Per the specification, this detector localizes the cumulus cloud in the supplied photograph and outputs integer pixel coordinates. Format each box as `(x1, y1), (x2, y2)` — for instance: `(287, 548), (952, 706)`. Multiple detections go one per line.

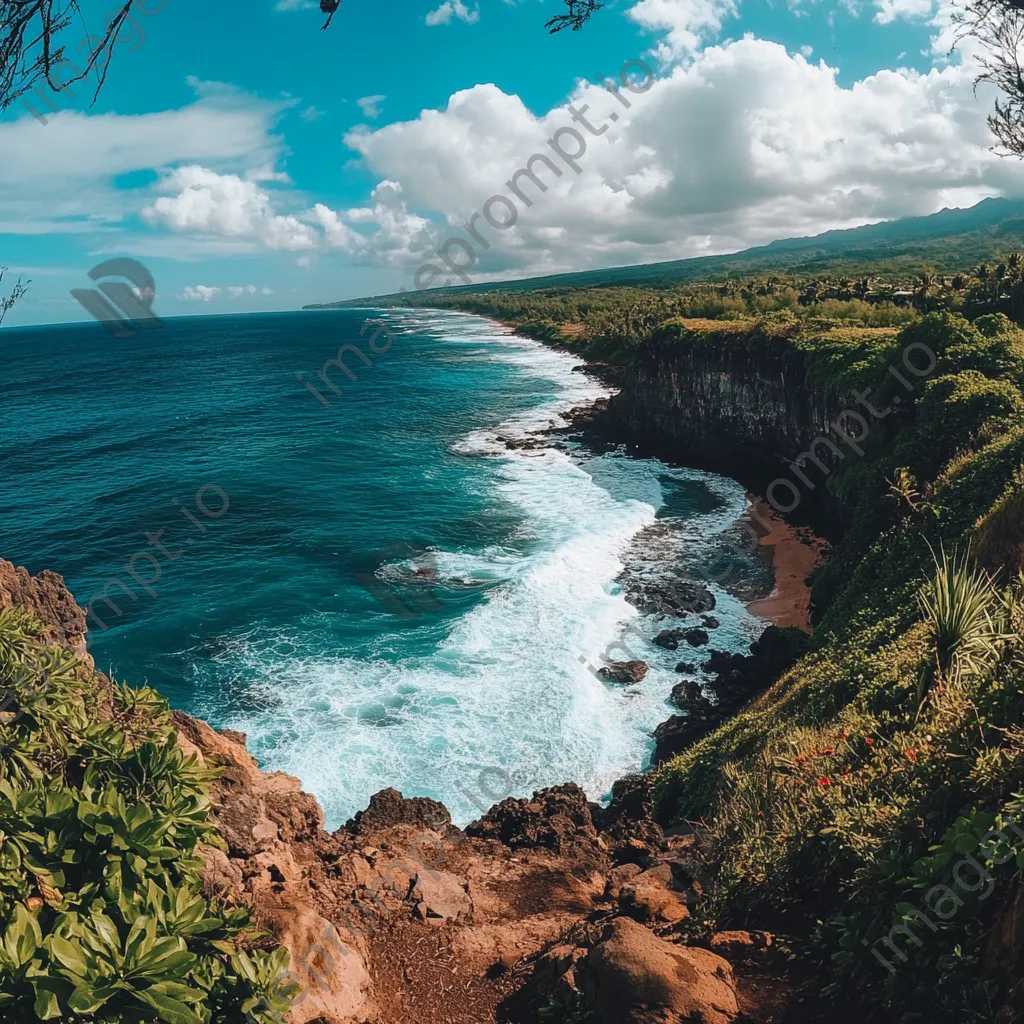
(335, 38), (1023, 280)
(143, 166), (318, 251)
(873, 0), (935, 24)
(182, 285), (221, 301)
(0, 87), (286, 235)
(426, 0), (480, 25)
(627, 0), (738, 60)
(313, 180), (437, 266)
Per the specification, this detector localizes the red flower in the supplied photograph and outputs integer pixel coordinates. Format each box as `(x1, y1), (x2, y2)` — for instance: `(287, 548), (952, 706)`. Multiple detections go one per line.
(906, 749), (918, 762)
(864, 737), (874, 746)
(817, 777), (832, 787)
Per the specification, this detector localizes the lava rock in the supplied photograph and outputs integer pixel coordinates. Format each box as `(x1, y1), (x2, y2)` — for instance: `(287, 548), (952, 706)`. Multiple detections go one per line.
(622, 579), (716, 618)
(684, 628), (710, 647)
(652, 710), (719, 763)
(701, 615), (720, 629)
(597, 660), (649, 684)
(346, 788), (451, 836)
(669, 680), (711, 710)
(706, 625), (811, 706)
(466, 783), (597, 853)
(654, 629), (687, 650)
(674, 661), (696, 673)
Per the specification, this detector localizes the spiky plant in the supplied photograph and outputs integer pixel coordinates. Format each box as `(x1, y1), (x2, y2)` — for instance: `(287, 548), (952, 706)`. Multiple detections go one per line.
(917, 546), (1006, 701)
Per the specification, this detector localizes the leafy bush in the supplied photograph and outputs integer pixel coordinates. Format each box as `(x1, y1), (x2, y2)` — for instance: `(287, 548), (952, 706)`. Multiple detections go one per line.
(0, 607), (297, 1023)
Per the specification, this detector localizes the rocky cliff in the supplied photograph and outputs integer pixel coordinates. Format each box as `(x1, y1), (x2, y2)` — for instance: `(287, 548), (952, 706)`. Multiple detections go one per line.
(605, 318), (849, 504)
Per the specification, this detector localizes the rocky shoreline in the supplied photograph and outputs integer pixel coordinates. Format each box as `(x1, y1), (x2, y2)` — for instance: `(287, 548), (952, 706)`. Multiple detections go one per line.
(3, 555), (821, 1024)
(493, 352), (827, 780)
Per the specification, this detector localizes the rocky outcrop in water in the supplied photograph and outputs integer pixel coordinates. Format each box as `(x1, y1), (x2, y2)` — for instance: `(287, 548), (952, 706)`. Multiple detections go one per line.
(597, 659), (650, 683)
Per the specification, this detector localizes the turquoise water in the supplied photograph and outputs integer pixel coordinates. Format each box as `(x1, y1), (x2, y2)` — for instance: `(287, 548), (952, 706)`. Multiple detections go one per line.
(0, 308), (765, 825)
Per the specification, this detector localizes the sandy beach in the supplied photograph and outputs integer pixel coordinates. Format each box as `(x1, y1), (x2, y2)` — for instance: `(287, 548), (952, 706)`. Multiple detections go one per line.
(744, 495), (829, 631)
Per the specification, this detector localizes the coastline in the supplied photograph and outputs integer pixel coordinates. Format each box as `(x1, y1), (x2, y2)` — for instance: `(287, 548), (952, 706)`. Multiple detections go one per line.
(487, 308), (828, 637)
(0, 310), (842, 1024)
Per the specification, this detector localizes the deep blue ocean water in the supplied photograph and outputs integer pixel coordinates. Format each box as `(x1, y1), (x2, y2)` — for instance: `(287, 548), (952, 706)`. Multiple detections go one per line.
(1, 309), (766, 825)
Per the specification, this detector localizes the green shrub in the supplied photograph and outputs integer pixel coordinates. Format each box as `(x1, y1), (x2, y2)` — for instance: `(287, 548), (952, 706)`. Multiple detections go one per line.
(0, 608), (297, 1023)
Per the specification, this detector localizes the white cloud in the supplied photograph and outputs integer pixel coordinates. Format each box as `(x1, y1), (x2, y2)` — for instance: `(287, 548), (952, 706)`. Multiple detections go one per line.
(873, 0), (935, 24)
(143, 166), (318, 251)
(425, 0), (480, 25)
(0, 85), (286, 236)
(182, 285), (221, 301)
(357, 95), (387, 119)
(313, 180), (436, 266)
(627, 0), (738, 60)
(182, 283), (271, 301)
(334, 38), (1022, 281)
(300, 105), (325, 122)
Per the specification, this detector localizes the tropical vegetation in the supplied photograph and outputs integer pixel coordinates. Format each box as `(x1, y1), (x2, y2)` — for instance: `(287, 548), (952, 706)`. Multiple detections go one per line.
(0, 608), (296, 1023)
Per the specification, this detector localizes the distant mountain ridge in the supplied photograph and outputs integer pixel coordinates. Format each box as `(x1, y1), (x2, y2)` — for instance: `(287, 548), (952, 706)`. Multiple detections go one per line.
(306, 195), (1024, 307)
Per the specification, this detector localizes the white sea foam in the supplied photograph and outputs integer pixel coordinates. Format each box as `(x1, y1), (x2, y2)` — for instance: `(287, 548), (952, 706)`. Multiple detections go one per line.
(194, 312), (765, 827)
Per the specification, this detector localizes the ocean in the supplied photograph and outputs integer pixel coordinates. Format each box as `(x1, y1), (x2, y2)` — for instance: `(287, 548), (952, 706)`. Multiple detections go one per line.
(0, 308), (767, 826)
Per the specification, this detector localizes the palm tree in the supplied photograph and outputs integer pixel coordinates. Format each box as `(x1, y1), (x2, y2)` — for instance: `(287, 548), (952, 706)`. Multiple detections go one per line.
(915, 272), (936, 311)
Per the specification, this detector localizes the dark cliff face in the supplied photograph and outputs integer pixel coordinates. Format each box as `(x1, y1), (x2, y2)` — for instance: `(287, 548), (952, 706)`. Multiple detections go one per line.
(605, 326), (850, 532)
(609, 330), (842, 482)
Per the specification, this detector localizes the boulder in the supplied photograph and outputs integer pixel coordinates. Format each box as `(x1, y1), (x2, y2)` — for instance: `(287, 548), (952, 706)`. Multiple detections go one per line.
(274, 907), (370, 1024)
(701, 616), (720, 629)
(620, 868), (691, 925)
(668, 680), (705, 709)
(592, 774), (663, 855)
(654, 629), (687, 651)
(598, 660), (650, 684)
(623, 579), (716, 618)
(674, 661), (696, 674)
(345, 787), (452, 836)
(684, 628), (710, 648)
(709, 930), (774, 958)
(577, 917), (738, 1024)
(706, 626), (811, 704)
(652, 712), (719, 764)
(410, 870), (473, 922)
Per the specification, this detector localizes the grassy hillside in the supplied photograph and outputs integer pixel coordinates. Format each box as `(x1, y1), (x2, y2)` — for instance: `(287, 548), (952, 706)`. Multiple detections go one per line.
(650, 312), (1024, 1021)
(307, 196), (1024, 307)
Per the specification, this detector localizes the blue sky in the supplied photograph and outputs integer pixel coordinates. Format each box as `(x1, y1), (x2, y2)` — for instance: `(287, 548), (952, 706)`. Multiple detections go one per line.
(0, 0), (1016, 326)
